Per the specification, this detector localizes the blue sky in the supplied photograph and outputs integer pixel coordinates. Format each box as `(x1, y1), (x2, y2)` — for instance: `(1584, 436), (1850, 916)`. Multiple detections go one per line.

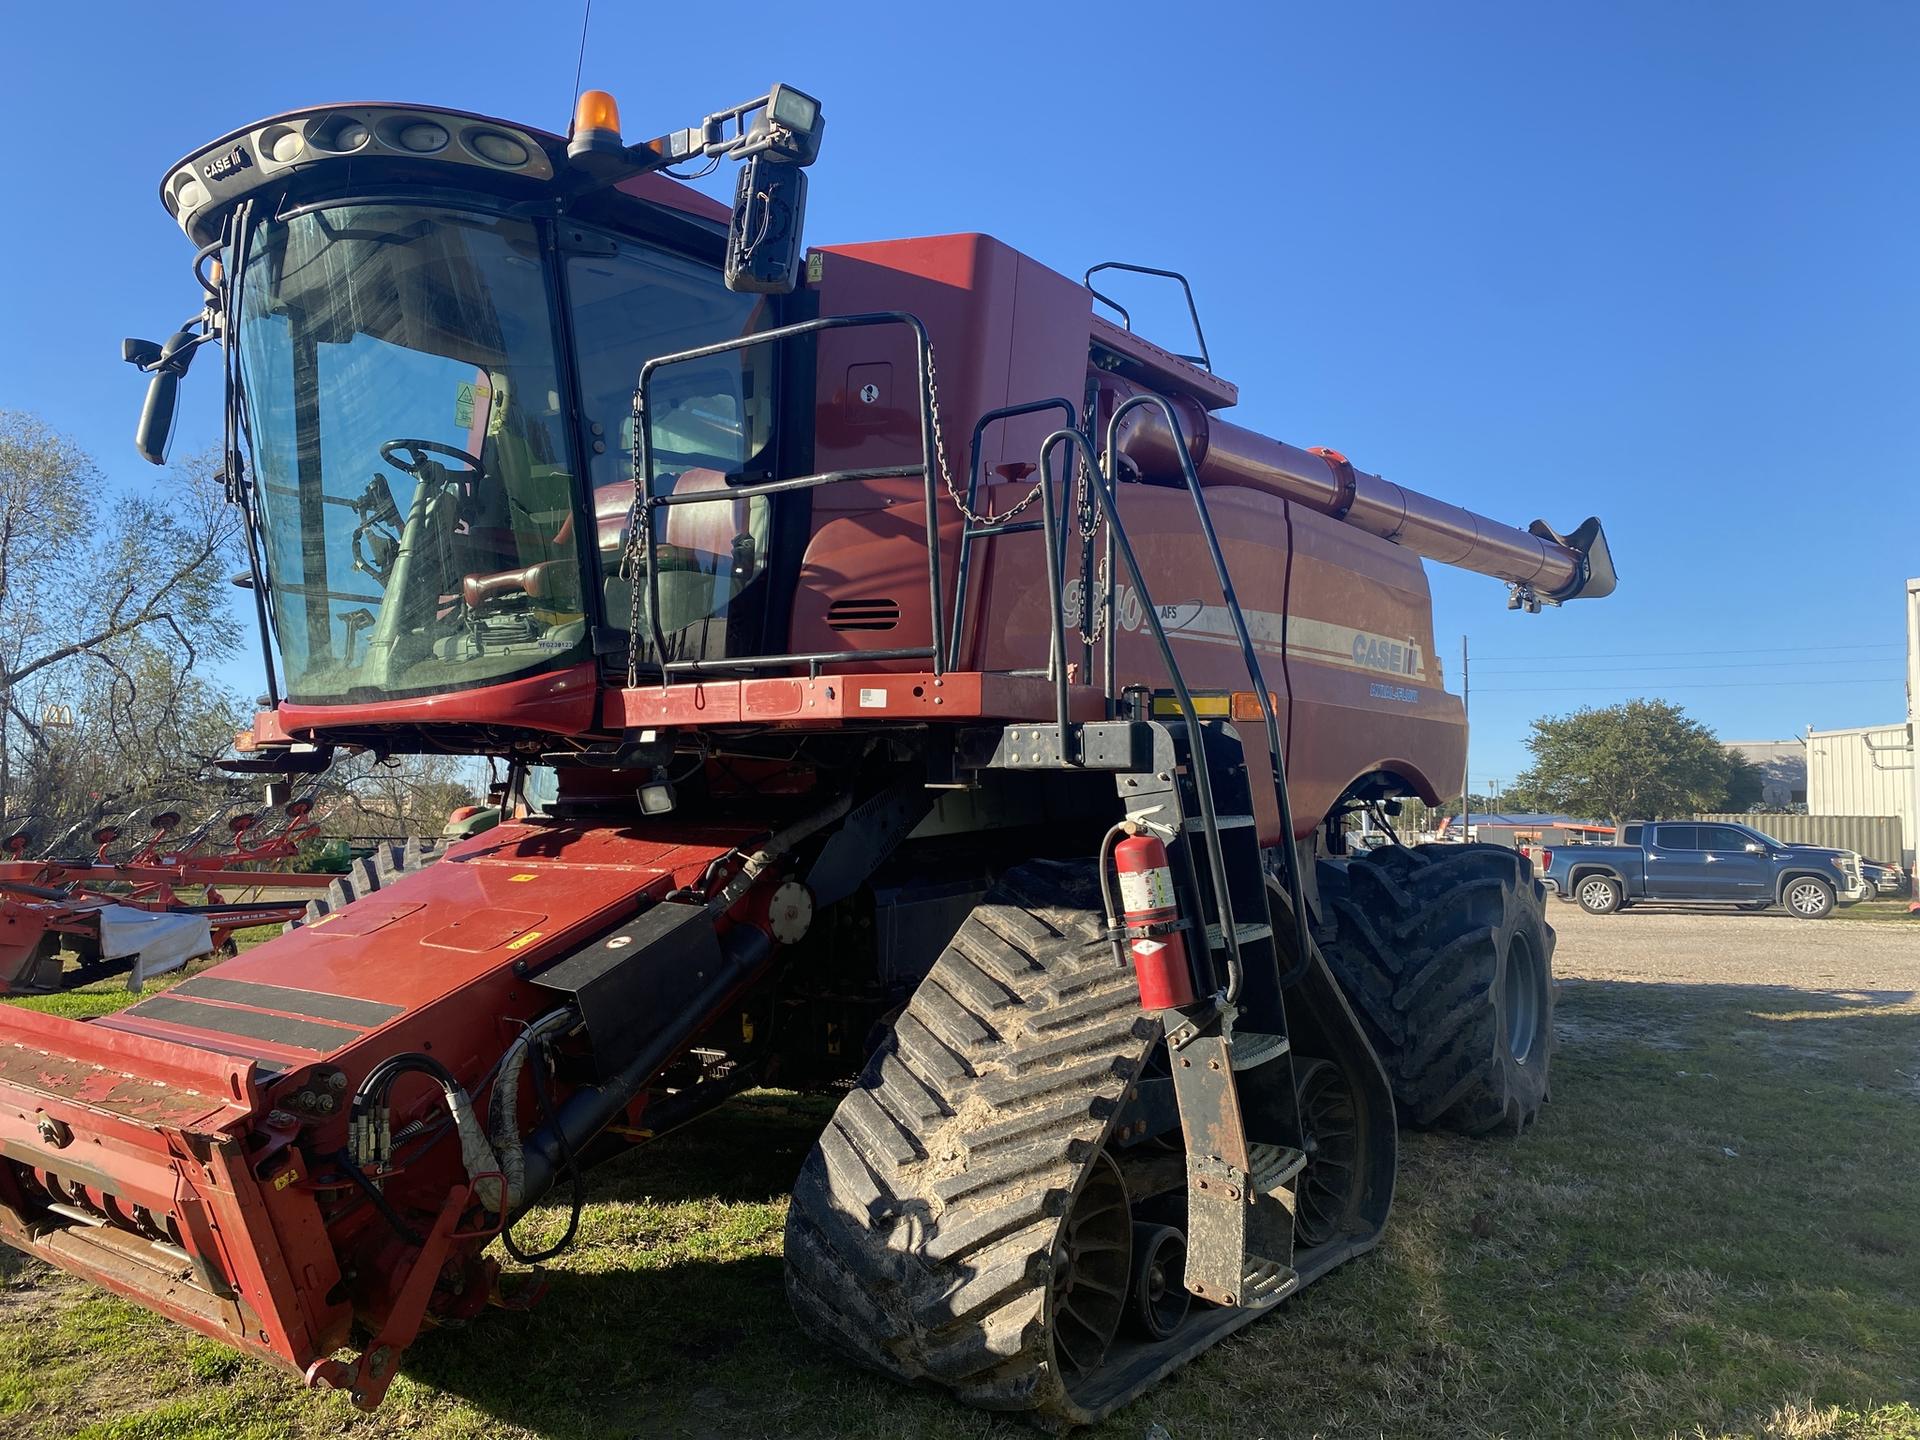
(2, 2), (1914, 787)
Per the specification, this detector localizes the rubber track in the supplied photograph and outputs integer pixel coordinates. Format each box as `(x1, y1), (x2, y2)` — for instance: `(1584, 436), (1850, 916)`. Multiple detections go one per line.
(783, 860), (1163, 1422)
(1316, 842), (1554, 1134)
(286, 837), (445, 930)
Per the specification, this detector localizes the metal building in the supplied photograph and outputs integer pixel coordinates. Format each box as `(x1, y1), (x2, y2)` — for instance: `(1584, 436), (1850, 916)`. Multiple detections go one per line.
(1806, 721), (1913, 866)
(1723, 739), (1807, 806)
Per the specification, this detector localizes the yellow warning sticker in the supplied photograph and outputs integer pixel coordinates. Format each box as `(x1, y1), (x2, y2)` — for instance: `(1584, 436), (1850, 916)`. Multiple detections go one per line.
(506, 931), (543, 951)
(273, 1168), (299, 1191)
(508, 873), (537, 883)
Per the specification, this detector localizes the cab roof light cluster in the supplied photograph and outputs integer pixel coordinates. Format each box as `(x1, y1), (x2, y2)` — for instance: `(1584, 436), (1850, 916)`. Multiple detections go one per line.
(161, 107), (554, 235)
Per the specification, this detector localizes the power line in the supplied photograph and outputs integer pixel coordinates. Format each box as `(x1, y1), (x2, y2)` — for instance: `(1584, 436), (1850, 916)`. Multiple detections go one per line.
(1474, 678), (1899, 694)
(1475, 656), (1903, 676)
(1471, 641), (1901, 663)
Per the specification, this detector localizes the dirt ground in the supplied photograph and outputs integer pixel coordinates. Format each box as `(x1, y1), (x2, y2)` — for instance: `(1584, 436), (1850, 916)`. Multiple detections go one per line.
(1549, 895), (1919, 990)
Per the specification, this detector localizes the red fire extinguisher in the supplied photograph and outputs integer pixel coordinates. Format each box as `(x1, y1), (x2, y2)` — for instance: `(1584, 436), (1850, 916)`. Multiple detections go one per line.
(1113, 829), (1198, 1009)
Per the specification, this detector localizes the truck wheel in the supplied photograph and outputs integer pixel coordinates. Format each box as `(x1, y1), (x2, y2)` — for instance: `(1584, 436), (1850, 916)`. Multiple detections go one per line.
(1574, 874), (1623, 915)
(1316, 843), (1554, 1135)
(1783, 876), (1835, 919)
(286, 837), (445, 929)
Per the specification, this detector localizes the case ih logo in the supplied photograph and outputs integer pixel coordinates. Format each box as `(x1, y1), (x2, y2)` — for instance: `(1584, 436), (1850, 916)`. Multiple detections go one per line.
(1351, 633), (1421, 676)
(202, 147), (252, 181)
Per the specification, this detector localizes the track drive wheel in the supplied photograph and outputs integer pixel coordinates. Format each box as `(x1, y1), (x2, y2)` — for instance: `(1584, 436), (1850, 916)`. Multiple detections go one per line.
(1291, 1057), (1366, 1247)
(287, 836), (445, 930)
(1316, 842), (1555, 1135)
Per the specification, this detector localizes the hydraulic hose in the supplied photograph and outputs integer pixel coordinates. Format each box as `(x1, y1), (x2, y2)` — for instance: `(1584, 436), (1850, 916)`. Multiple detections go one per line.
(487, 1007), (578, 1210)
(704, 793), (853, 917)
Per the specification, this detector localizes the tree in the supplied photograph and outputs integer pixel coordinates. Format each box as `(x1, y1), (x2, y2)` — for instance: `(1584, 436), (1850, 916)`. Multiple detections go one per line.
(319, 752), (485, 840)
(6, 643), (247, 836)
(0, 410), (243, 823)
(1510, 698), (1745, 828)
(1718, 749), (1766, 813)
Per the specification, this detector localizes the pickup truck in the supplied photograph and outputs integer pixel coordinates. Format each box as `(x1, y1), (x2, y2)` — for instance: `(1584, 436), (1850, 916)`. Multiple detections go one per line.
(1542, 821), (1870, 919)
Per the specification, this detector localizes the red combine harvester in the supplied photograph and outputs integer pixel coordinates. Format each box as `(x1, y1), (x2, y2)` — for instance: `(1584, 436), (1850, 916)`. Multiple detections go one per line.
(0, 85), (1615, 1422)
(0, 796), (330, 993)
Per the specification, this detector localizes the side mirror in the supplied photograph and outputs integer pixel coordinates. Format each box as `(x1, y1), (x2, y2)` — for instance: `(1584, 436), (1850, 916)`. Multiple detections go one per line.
(134, 368), (182, 466)
(1744, 842), (1765, 854)
(126, 328), (203, 466)
(725, 154), (808, 294)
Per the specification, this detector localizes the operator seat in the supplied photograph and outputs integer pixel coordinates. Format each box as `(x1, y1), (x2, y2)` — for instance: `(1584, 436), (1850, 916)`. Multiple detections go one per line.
(594, 467), (751, 662)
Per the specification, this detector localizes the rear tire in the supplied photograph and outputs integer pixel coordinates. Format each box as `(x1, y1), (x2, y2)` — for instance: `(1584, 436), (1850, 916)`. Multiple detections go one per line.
(286, 837), (445, 929)
(1316, 843), (1555, 1135)
(1783, 876), (1835, 919)
(1574, 874), (1624, 915)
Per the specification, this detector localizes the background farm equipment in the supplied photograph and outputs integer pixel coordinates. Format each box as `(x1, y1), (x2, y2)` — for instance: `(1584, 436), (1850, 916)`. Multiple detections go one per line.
(0, 794), (333, 992)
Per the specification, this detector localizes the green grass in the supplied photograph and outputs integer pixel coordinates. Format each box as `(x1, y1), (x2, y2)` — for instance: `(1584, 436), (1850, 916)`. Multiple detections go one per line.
(2, 966), (1916, 1437)
(1829, 897), (1917, 924)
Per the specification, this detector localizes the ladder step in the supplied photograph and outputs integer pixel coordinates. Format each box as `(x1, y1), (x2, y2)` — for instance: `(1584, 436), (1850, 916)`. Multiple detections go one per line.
(1247, 1142), (1306, 1195)
(1205, 921), (1272, 949)
(1183, 813), (1256, 831)
(1229, 1030), (1290, 1071)
(1235, 1258), (1300, 1310)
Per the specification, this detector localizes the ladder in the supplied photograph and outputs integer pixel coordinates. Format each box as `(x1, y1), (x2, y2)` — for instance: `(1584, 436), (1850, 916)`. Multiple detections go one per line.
(1020, 400), (1320, 1309)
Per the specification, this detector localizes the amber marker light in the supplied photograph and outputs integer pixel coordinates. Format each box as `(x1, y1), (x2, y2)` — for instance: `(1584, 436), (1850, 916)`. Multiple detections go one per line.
(568, 89), (624, 162)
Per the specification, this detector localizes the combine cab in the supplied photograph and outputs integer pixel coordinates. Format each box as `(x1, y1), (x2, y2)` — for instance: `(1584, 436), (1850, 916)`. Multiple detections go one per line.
(0, 82), (1613, 1422)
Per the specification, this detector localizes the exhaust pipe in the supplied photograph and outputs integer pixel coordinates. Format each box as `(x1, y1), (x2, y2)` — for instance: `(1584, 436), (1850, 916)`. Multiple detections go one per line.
(1114, 395), (1615, 604)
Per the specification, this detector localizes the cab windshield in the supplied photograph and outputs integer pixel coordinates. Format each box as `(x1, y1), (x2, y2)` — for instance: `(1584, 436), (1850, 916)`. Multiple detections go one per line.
(237, 204), (585, 703)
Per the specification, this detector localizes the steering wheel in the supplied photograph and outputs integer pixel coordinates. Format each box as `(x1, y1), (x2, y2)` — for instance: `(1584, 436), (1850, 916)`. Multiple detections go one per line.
(379, 438), (483, 478)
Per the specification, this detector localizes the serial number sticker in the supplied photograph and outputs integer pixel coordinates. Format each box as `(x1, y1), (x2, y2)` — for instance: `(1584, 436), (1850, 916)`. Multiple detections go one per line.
(506, 931), (543, 951)
(858, 688), (888, 708)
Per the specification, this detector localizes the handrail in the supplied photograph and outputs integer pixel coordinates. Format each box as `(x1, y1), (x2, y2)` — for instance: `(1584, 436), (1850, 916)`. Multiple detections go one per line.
(1102, 394), (1315, 989)
(1083, 262), (1213, 372)
(1039, 427), (1247, 1006)
(946, 396), (1078, 665)
(631, 311), (944, 687)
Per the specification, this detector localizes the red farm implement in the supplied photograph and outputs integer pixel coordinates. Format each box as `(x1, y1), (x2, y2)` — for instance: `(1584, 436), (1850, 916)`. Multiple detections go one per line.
(0, 796), (332, 993)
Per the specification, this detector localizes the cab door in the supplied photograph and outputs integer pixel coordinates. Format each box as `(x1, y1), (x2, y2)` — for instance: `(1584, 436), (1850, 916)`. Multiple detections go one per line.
(1695, 824), (1772, 898)
(1642, 824), (1700, 897)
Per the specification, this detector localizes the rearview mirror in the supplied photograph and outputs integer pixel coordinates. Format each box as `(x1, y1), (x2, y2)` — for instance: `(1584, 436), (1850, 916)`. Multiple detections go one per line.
(126, 328), (202, 466)
(725, 153), (808, 294)
(134, 368), (181, 466)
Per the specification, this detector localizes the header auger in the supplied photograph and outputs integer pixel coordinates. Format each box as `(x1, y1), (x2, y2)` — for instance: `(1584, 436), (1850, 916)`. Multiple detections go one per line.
(0, 79), (1612, 1423)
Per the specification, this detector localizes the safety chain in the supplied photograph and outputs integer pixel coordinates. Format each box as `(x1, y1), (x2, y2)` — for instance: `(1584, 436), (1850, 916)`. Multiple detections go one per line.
(928, 343), (1112, 647)
(620, 382), (648, 687)
(928, 345), (1045, 528)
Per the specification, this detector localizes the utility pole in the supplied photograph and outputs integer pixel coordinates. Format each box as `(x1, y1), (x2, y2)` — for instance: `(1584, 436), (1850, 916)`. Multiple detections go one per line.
(1461, 635), (1470, 840)
(1906, 577), (1919, 872)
